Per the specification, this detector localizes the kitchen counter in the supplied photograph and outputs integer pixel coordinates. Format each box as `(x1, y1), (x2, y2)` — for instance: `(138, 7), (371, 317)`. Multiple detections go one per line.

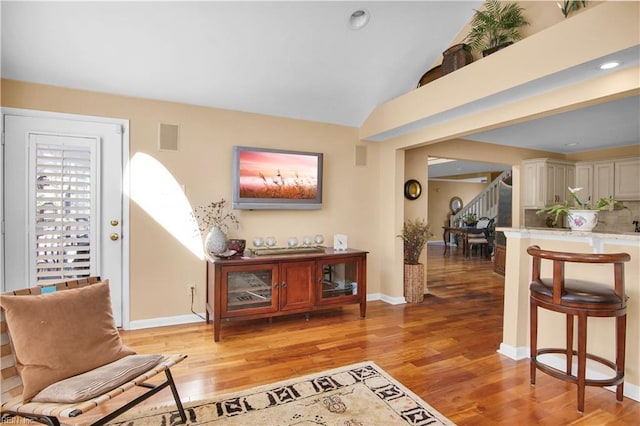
(497, 227), (640, 402)
(498, 227), (640, 251)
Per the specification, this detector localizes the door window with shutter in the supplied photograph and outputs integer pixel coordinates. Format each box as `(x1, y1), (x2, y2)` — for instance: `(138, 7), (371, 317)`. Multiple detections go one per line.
(4, 113), (125, 326)
(28, 134), (99, 283)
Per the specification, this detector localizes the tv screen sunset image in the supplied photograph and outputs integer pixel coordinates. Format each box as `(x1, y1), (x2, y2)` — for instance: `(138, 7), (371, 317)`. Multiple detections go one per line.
(238, 150), (319, 199)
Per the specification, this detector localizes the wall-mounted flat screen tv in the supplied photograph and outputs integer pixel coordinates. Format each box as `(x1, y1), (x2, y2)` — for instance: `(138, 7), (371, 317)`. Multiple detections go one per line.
(232, 146), (323, 210)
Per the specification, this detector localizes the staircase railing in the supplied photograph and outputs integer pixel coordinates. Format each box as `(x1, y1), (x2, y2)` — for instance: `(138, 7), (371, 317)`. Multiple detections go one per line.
(450, 170), (512, 227)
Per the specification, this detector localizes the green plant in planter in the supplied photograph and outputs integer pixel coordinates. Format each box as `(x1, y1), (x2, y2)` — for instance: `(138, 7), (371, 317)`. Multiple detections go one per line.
(398, 218), (433, 265)
(537, 187), (629, 226)
(463, 212), (478, 226)
(558, 0), (587, 18)
(465, 0), (529, 56)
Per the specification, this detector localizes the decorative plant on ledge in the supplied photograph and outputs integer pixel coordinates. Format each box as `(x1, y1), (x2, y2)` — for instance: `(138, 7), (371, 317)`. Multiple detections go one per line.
(465, 0), (529, 57)
(557, 0), (587, 18)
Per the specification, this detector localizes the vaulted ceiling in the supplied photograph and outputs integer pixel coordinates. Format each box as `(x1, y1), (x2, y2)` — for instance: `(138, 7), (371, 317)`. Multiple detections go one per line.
(1, 1), (479, 127)
(2, 1), (639, 179)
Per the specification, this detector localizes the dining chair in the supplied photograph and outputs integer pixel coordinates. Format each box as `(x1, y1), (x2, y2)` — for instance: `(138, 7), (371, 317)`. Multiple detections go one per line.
(466, 217), (494, 259)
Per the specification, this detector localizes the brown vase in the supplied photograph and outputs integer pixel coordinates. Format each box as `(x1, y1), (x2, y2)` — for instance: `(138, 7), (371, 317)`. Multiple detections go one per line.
(441, 43), (473, 75)
(404, 263), (425, 303)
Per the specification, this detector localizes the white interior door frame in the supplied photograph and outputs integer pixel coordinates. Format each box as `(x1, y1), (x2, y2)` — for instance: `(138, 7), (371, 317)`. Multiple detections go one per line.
(1, 107), (131, 329)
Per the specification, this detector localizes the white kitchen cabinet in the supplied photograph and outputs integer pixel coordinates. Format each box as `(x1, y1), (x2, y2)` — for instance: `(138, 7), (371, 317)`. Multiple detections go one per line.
(575, 163), (593, 204)
(614, 157), (640, 200)
(575, 157), (639, 204)
(522, 159), (576, 208)
(593, 161), (615, 201)
(522, 161), (544, 208)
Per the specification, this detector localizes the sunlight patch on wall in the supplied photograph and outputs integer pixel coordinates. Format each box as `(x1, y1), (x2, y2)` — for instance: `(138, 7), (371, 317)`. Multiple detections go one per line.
(126, 152), (203, 259)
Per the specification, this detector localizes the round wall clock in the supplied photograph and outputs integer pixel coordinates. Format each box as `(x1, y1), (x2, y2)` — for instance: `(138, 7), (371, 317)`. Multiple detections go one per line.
(404, 179), (422, 200)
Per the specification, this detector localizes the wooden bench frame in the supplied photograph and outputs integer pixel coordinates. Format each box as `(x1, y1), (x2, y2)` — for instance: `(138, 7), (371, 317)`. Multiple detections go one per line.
(1, 277), (187, 425)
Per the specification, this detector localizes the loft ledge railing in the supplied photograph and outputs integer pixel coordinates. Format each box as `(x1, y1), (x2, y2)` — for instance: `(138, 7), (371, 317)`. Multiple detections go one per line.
(450, 170), (512, 228)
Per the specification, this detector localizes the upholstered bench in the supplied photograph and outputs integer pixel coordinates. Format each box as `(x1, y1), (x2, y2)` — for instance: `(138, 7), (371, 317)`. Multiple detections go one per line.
(0, 277), (187, 425)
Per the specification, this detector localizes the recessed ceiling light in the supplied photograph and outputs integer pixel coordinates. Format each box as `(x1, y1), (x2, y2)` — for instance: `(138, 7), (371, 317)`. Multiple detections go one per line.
(349, 9), (370, 30)
(565, 142), (579, 147)
(600, 61), (620, 70)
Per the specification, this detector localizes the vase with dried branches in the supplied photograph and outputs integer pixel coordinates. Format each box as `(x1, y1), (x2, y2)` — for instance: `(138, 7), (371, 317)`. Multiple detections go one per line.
(194, 198), (239, 256)
(398, 218), (433, 302)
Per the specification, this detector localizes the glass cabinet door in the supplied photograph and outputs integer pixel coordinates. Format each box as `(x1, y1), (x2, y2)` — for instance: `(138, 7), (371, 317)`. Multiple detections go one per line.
(318, 258), (360, 303)
(223, 265), (278, 316)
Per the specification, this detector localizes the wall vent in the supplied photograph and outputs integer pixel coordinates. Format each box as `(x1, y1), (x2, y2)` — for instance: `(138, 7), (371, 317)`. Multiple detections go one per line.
(355, 145), (367, 166)
(158, 123), (179, 151)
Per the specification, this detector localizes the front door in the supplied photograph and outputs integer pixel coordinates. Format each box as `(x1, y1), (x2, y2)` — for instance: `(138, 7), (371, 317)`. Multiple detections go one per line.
(2, 112), (127, 326)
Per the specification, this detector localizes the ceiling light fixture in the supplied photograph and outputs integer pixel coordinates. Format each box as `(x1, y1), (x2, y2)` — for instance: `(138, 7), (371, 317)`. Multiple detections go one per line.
(349, 9), (370, 30)
(428, 157), (456, 165)
(600, 61), (620, 70)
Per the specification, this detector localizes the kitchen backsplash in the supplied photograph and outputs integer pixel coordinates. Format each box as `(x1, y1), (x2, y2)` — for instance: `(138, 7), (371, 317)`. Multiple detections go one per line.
(524, 200), (640, 233)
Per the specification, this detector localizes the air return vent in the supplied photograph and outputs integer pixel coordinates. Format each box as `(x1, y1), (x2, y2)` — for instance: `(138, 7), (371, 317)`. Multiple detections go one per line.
(355, 145), (367, 166)
(158, 123), (179, 151)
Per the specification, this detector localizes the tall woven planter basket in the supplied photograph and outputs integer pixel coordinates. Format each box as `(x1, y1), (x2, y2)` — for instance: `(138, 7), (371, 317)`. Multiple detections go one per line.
(404, 263), (425, 303)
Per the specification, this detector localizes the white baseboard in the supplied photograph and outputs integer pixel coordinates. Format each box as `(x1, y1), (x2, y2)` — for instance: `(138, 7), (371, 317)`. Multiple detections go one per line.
(128, 313), (205, 330)
(497, 343), (529, 360)
(366, 293), (381, 302)
(129, 293), (401, 330)
(368, 293), (406, 305)
(498, 342), (640, 402)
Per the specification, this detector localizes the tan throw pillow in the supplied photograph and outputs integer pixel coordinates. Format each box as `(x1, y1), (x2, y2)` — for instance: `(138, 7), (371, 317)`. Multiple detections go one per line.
(0, 281), (135, 401)
(32, 354), (163, 403)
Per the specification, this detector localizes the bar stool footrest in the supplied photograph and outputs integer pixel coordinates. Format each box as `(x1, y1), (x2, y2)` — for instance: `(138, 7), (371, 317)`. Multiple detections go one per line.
(534, 348), (624, 387)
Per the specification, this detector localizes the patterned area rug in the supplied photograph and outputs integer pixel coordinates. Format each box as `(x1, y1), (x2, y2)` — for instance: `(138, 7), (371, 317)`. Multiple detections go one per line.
(109, 361), (454, 425)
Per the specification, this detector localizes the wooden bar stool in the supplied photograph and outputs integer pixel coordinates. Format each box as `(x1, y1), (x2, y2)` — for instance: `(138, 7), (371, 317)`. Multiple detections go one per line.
(526, 245), (630, 412)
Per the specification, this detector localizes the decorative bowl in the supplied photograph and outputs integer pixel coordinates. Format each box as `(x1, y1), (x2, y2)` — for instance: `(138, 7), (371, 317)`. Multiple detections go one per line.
(215, 250), (237, 259)
(227, 239), (246, 254)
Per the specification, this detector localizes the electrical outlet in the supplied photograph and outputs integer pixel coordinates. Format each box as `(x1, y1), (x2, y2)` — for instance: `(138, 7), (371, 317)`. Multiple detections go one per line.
(187, 284), (196, 296)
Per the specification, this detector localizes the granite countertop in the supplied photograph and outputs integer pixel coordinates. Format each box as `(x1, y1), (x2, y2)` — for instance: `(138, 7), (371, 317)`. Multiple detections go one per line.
(497, 227), (640, 241)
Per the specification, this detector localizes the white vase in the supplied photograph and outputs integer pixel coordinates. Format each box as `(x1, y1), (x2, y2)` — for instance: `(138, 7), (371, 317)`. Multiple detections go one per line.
(567, 210), (599, 231)
(205, 226), (227, 255)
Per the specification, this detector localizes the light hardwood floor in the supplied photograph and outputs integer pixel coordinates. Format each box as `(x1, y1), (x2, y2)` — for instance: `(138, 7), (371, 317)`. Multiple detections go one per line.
(88, 245), (639, 425)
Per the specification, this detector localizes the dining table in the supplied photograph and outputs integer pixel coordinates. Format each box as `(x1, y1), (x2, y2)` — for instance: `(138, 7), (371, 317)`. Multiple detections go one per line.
(442, 226), (485, 256)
